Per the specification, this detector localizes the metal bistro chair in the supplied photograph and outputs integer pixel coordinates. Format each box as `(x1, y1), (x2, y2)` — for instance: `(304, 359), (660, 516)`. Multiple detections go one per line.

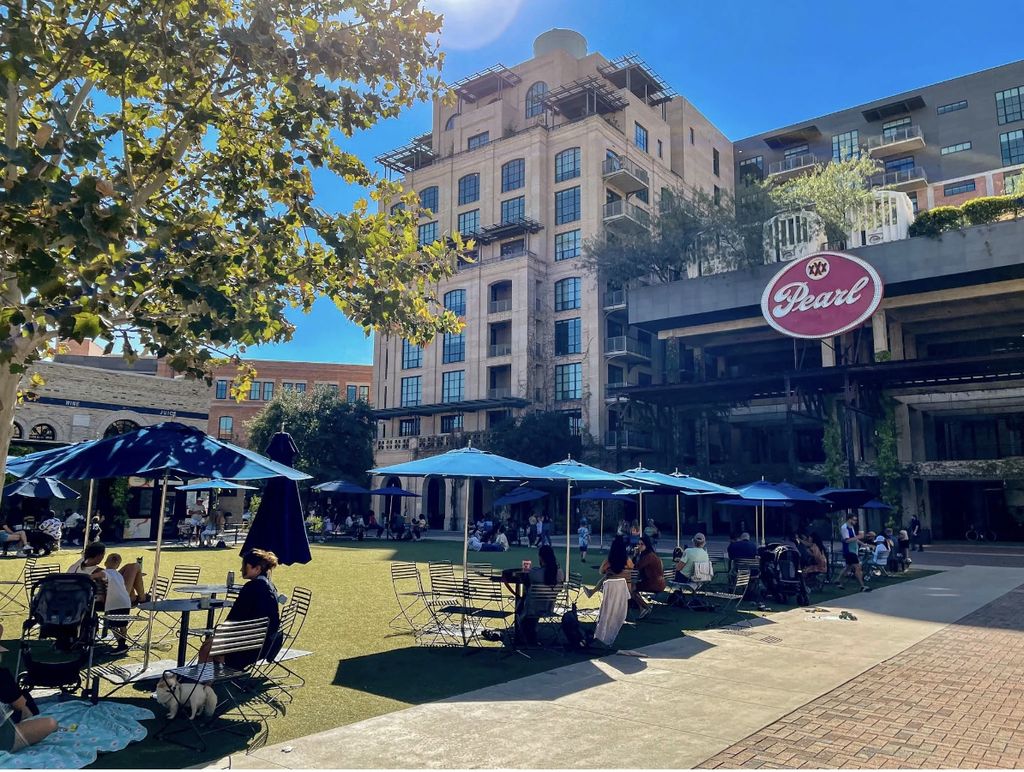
(420, 575), (469, 648)
(157, 617), (273, 752)
(555, 572), (599, 623)
(23, 562), (60, 607)
(256, 587), (312, 700)
(171, 565), (202, 589)
(703, 569), (753, 629)
(388, 562), (430, 635)
(0, 557), (35, 616)
(427, 561), (455, 586)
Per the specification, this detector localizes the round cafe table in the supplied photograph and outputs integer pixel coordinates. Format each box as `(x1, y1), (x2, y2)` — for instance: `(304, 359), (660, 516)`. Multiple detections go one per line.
(138, 597), (234, 666)
(174, 584), (231, 597)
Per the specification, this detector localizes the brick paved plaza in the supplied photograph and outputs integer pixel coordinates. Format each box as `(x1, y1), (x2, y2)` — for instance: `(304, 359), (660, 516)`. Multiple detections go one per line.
(701, 583), (1024, 769)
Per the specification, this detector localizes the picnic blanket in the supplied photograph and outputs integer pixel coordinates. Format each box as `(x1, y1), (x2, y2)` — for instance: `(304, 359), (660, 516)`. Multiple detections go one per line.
(0, 700), (154, 769)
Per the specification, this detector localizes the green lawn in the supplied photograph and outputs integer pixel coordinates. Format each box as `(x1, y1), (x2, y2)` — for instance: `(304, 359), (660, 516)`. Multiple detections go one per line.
(0, 539), (932, 768)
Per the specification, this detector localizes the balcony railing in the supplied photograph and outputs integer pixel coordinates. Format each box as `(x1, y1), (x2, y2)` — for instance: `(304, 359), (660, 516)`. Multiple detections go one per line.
(873, 165), (928, 190)
(605, 381), (633, 398)
(604, 430), (653, 450)
(488, 298), (512, 314)
(602, 199), (651, 229)
(601, 155), (650, 193)
(768, 153), (821, 177)
(603, 289), (627, 310)
(866, 125), (925, 155)
(487, 387), (512, 399)
(488, 343), (512, 357)
(605, 336), (651, 359)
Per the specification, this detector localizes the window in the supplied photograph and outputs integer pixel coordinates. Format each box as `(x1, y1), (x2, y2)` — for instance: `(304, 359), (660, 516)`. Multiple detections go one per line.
(417, 221), (438, 247)
(657, 139), (663, 159)
(457, 173), (479, 205)
(713, 185), (721, 205)
(784, 143), (808, 160)
(399, 418), (420, 437)
(217, 416), (233, 439)
(467, 131), (489, 150)
(689, 127), (695, 145)
(525, 81), (548, 118)
(908, 191), (919, 215)
(634, 122), (648, 152)
(995, 86), (1023, 125)
(346, 384), (358, 402)
(282, 381), (307, 393)
(554, 147), (580, 182)
(400, 376), (422, 407)
(442, 371), (464, 403)
(444, 289), (466, 316)
(634, 188), (649, 204)
(29, 423), (56, 441)
(555, 229), (581, 261)
(500, 238), (524, 256)
(885, 156), (915, 173)
(561, 409), (583, 436)
(440, 414), (463, 434)
(882, 116), (911, 141)
(738, 156), (764, 184)
(359, 385), (369, 402)
(457, 209), (479, 237)
(1000, 129), (1024, 166)
(712, 147), (720, 177)
(500, 196), (525, 224)
(832, 129), (859, 161)
(262, 381), (274, 401)
(419, 186), (438, 213)
(444, 113), (458, 131)
(941, 141), (972, 155)
(937, 100), (968, 115)
(318, 382), (340, 395)
(215, 379), (228, 400)
(390, 202), (404, 215)
(554, 363), (582, 400)
(943, 180), (976, 196)
(555, 318), (582, 355)
(402, 339), (422, 369)
(554, 186), (580, 225)
(442, 332), (465, 363)
(501, 158), (525, 192)
(249, 381), (261, 400)
(554, 277), (581, 311)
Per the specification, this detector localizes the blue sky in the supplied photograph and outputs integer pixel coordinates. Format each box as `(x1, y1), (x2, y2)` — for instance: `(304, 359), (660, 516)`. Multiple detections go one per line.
(251, 0), (1023, 365)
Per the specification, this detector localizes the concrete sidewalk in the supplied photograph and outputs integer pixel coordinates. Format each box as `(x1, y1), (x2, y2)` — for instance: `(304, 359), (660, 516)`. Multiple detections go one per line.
(206, 565), (1024, 769)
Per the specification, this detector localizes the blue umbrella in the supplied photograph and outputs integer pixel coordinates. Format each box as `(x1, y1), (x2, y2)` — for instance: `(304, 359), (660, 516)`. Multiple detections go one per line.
(371, 446), (554, 569)
(862, 498), (893, 511)
(177, 480), (258, 492)
(815, 487), (875, 510)
(493, 487), (548, 507)
(241, 432), (311, 566)
(3, 477), (81, 500)
(312, 480), (370, 495)
(573, 487), (639, 550)
(733, 480), (826, 545)
(368, 486), (419, 497)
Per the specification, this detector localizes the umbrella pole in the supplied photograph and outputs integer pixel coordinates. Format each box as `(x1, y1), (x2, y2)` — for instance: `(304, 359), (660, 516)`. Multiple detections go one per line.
(83, 479), (95, 546)
(143, 473), (170, 671)
(462, 480), (470, 574)
(564, 480), (572, 581)
(600, 501), (604, 551)
(675, 494), (681, 550)
(639, 493), (644, 535)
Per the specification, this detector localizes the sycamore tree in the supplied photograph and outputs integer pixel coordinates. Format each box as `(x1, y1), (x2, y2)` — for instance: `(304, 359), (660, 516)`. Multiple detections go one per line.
(0, 1), (464, 480)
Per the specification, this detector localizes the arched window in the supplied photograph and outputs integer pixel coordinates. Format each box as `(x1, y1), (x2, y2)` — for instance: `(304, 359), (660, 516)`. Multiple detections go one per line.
(554, 277), (581, 311)
(444, 289), (466, 317)
(418, 186), (438, 214)
(525, 81), (548, 118)
(501, 158), (525, 193)
(555, 147), (581, 182)
(11, 422), (22, 439)
(457, 173), (479, 206)
(29, 423), (56, 441)
(104, 419), (140, 438)
(444, 113), (459, 131)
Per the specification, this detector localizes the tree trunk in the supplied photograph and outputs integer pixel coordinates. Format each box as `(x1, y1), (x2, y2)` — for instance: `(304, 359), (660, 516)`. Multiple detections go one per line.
(0, 367), (22, 506)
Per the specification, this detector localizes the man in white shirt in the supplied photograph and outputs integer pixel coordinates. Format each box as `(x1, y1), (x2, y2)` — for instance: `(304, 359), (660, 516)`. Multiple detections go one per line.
(837, 513), (871, 592)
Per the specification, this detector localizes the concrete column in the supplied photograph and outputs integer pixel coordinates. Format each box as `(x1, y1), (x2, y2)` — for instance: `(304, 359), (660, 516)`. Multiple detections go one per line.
(821, 338), (836, 367)
(871, 310), (889, 358)
(909, 408), (925, 463)
(894, 401), (912, 462)
(890, 321), (904, 360)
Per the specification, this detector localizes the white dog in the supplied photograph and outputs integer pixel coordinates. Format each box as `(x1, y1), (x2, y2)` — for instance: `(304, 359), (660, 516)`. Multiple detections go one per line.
(154, 674), (218, 719)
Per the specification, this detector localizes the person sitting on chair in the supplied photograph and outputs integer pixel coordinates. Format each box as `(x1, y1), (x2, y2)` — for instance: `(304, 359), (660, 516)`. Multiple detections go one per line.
(199, 549), (282, 667)
(0, 518), (27, 554)
(674, 533), (710, 584)
(634, 535), (666, 620)
(0, 624), (57, 752)
(584, 535), (633, 598)
(63, 508), (85, 546)
(520, 545), (564, 645)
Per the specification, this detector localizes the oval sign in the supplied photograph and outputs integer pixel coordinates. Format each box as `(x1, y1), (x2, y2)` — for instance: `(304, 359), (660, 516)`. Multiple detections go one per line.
(760, 252), (884, 339)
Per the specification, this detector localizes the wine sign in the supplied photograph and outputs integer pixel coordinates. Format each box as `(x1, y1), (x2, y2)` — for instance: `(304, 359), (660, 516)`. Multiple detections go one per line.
(760, 252), (884, 339)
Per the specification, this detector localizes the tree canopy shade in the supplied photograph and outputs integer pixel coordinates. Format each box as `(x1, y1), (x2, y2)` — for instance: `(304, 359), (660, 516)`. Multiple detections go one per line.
(246, 385), (375, 487)
(0, 1), (464, 482)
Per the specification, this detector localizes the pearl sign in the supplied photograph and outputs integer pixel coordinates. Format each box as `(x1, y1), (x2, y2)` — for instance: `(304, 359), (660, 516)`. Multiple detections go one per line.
(760, 252), (884, 339)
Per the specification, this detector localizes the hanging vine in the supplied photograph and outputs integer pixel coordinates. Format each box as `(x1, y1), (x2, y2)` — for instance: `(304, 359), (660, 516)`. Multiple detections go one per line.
(874, 398), (904, 519)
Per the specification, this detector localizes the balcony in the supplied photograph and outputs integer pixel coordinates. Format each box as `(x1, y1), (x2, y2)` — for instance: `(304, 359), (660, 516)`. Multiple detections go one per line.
(602, 200), (650, 231)
(767, 153), (822, 179)
(604, 430), (654, 451)
(605, 382), (633, 402)
(488, 299), (512, 314)
(866, 126), (925, 157)
(605, 336), (651, 362)
(488, 343), (512, 358)
(603, 289), (627, 312)
(602, 155), (650, 194)
(873, 165), (928, 192)
(487, 387), (512, 399)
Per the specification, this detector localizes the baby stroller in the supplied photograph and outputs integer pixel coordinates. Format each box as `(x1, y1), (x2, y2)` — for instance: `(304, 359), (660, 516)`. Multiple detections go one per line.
(17, 573), (100, 702)
(25, 529), (58, 557)
(758, 543), (810, 606)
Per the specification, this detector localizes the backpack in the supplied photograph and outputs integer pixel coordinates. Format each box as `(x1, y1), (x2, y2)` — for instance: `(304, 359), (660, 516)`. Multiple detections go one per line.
(560, 605), (588, 652)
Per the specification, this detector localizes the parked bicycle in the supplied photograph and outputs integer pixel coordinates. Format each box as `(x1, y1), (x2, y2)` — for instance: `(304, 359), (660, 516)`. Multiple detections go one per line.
(965, 524), (997, 542)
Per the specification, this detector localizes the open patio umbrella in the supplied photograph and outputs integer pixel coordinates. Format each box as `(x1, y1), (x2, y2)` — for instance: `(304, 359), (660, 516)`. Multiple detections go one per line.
(3, 477), (81, 500)
(732, 480), (827, 545)
(241, 432), (311, 566)
(541, 458), (629, 578)
(177, 480), (258, 492)
(7, 421), (310, 671)
(815, 487), (875, 510)
(621, 467), (731, 547)
(492, 487), (548, 507)
(312, 480), (370, 495)
(369, 485), (420, 523)
(574, 487), (638, 549)
(862, 498), (893, 510)
(371, 446), (553, 569)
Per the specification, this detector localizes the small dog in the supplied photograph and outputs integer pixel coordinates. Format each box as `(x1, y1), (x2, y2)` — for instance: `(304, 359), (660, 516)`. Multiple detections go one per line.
(154, 674), (218, 719)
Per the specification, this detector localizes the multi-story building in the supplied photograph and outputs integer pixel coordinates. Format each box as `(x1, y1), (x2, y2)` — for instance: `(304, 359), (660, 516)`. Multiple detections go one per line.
(372, 29), (731, 503)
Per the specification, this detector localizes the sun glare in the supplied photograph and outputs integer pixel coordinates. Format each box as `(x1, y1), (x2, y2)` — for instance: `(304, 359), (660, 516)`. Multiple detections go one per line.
(425, 0), (523, 50)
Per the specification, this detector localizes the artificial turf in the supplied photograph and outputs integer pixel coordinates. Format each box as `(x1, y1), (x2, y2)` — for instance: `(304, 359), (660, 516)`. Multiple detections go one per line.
(0, 538), (932, 768)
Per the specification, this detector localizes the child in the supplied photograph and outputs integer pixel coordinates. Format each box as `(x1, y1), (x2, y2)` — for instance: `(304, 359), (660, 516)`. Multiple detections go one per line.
(103, 554), (133, 651)
(577, 518), (590, 563)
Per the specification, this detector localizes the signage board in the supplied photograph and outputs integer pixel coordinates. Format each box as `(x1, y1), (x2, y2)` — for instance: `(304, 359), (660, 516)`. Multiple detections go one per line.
(760, 252), (884, 339)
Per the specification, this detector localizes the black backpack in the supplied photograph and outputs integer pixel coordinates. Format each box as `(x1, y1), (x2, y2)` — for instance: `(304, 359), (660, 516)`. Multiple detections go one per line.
(560, 605), (588, 652)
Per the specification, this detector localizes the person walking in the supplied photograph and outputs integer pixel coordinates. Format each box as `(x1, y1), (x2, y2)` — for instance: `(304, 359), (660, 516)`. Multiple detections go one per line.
(909, 514), (924, 552)
(837, 513), (871, 592)
(577, 517), (590, 563)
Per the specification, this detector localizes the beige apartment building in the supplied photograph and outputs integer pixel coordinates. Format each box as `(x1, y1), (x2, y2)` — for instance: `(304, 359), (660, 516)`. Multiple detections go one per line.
(372, 29), (732, 493)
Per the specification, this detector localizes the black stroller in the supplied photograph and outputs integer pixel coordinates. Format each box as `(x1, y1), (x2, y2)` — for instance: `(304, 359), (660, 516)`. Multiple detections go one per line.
(17, 573), (100, 702)
(758, 543), (810, 606)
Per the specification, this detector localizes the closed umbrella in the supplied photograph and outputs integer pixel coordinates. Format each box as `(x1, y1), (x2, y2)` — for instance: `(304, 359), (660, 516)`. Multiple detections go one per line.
(371, 446), (553, 570)
(240, 432), (311, 566)
(3, 477), (81, 500)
